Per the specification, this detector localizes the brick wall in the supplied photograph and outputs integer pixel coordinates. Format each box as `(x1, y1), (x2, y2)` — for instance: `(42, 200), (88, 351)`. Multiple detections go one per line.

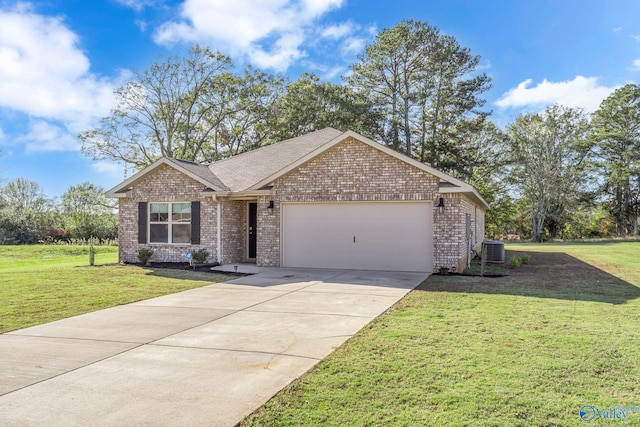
(118, 164), (218, 264)
(256, 137), (486, 272)
(118, 139), (487, 273)
(257, 196), (279, 267)
(220, 200), (245, 264)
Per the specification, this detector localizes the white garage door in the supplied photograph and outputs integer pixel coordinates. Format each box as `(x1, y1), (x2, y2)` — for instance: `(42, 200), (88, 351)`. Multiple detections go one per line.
(282, 202), (432, 272)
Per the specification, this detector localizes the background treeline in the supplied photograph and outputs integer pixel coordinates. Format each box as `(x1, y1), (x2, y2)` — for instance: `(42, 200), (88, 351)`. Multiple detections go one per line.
(2, 20), (639, 243)
(0, 180), (117, 245)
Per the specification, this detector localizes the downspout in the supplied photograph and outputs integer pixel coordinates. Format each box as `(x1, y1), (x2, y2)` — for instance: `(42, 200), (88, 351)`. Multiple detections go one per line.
(217, 198), (222, 264)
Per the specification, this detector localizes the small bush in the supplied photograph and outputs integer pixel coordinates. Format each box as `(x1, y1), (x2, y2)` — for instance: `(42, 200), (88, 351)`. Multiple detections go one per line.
(520, 253), (531, 264)
(138, 248), (154, 266)
(508, 255), (521, 269)
(191, 248), (209, 264)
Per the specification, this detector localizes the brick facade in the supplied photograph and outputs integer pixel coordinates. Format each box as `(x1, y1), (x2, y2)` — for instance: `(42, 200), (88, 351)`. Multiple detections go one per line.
(220, 200), (246, 264)
(119, 164), (218, 264)
(254, 137), (485, 272)
(118, 138), (486, 273)
(433, 195), (485, 273)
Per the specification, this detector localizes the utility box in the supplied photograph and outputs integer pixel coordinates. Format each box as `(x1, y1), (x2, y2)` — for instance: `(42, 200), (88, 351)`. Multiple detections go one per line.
(483, 240), (505, 263)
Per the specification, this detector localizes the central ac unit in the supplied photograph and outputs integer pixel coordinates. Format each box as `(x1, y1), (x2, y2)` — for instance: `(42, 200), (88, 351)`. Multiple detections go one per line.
(483, 240), (505, 263)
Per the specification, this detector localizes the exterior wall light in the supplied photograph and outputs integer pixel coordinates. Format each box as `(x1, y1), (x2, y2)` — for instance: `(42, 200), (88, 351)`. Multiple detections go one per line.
(437, 197), (445, 214)
(267, 200), (274, 213)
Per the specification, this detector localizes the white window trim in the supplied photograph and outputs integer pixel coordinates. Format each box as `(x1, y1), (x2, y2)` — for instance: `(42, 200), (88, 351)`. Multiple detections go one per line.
(148, 201), (192, 245)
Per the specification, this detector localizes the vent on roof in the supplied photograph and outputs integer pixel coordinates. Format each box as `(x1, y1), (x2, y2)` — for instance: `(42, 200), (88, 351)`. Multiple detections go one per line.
(483, 240), (505, 263)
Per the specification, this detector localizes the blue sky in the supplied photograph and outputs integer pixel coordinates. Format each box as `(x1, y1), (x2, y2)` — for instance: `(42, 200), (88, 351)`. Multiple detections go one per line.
(0, 0), (639, 197)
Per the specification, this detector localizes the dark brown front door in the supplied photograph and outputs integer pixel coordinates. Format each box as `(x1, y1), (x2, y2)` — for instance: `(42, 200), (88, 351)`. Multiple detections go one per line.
(248, 202), (257, 259)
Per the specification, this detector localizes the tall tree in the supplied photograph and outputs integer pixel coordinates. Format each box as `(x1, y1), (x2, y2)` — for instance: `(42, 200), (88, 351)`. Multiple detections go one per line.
(1, 177), (51, 214)
(204, 67), (285, 160)
(347, 19), (491, 171)
(506, 105), (591, 242)
(269, 72), (377, 141)
(0, 178), (55, 244)
(591, 84), (640, 236)
(462, 122), (515, 239)
(61, 183), (117, 242)
(62, 182), (115, 215)
(348, 20), (437, 155)
(417, 34), (491, 173)
(80, 45), (236, 169)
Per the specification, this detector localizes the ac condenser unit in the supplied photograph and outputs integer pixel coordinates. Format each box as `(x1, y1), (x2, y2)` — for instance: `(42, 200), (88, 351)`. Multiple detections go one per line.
(483, 240), (505, 263)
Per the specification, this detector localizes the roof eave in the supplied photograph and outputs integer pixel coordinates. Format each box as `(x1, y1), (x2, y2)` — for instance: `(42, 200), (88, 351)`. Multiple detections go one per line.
(246, 130), (489, 209)
(107, 190), (131, 198)
(105, 158), (226, 198)
(440, 186), (490, 209)
(199, 190), (271, 200)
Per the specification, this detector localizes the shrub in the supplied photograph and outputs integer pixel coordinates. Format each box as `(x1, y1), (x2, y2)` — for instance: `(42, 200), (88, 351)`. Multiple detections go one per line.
(520, 253), (531, 264)
(191, 248), (209, 264)
(508, 255), (521, 269)
(138, 248), (154, 266)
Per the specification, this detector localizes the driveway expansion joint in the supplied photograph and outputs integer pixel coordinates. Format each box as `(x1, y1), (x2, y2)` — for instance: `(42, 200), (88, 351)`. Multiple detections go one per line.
(1, 268), (427, 426)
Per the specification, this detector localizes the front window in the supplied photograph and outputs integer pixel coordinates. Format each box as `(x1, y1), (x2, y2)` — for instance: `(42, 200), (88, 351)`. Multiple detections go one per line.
(149, 202), (191, 244)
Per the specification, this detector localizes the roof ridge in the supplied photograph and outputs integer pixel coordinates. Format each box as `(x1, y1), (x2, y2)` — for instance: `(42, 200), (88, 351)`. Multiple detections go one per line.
(167, 157), (210, 166)
(209, 127), (341, 167)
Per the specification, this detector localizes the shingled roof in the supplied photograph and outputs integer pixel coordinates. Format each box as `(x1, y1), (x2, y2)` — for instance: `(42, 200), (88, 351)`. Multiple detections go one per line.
(209, 127), (342, 191)
(106, 127), (489, 209)
(106, 128), (343, 196)
(165, 158), (230, 191)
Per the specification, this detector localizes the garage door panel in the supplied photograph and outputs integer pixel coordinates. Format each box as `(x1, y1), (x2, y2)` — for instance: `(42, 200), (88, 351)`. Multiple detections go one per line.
(282, 202), (432, 272)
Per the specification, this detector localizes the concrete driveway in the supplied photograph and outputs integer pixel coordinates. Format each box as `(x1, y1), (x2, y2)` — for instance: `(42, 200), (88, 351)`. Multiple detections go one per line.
(0, 268), (427, 427)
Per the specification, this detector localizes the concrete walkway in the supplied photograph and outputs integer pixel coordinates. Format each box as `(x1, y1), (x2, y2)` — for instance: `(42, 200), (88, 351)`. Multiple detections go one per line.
(0, 268), (427, 427)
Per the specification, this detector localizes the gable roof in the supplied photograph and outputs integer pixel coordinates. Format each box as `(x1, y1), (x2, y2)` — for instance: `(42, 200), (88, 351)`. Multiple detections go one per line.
(105, 157), (228, 197)
(247, 130), (489, 208)
(165, 158), (230, 191)
(209, 127), (343, 191)
(106, 127), (489, 209)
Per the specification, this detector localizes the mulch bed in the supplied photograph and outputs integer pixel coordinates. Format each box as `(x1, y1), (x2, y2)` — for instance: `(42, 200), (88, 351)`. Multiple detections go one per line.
(127, 262), (253, 276)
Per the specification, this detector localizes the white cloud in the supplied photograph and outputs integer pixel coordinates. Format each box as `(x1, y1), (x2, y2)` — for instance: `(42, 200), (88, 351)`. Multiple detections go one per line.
(322, 65), (346, 80)
(0, 3), (123, 150)
(321, 22), (356, 39)
(93, 160), (125, 180)
(476, 60), (492, 72)
(135, 19), (148, 32)
(23, 120), (79, 152)
(495, 76), (619, 113)
(153, 0), (345, 71)
(113, 0), (155, 12)
(631, 59), (640, 71)
(340, 36), (366, 55)
(632, 34), (640, 42)
(304, 62), (346, 80)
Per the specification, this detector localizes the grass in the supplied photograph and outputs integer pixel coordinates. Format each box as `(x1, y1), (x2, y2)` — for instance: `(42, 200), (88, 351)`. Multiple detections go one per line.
(0, 245), (233, 333)
(0, 244), (119, 271)
(243, 241), (640, 426)
(508, 240), (640, 285)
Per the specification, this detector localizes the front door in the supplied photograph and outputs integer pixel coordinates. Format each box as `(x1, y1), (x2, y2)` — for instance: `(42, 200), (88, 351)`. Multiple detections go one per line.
(248, 202), (257, 259)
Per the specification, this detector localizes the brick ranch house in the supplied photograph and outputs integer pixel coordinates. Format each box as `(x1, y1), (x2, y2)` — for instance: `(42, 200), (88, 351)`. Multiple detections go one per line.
(106, 128), (488, 273)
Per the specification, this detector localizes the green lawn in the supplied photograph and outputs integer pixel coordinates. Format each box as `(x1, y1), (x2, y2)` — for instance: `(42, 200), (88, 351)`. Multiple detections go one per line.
(243, 241), (640, 426)
(509, 240), (640, 285)
(0, 245), (232, 333)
